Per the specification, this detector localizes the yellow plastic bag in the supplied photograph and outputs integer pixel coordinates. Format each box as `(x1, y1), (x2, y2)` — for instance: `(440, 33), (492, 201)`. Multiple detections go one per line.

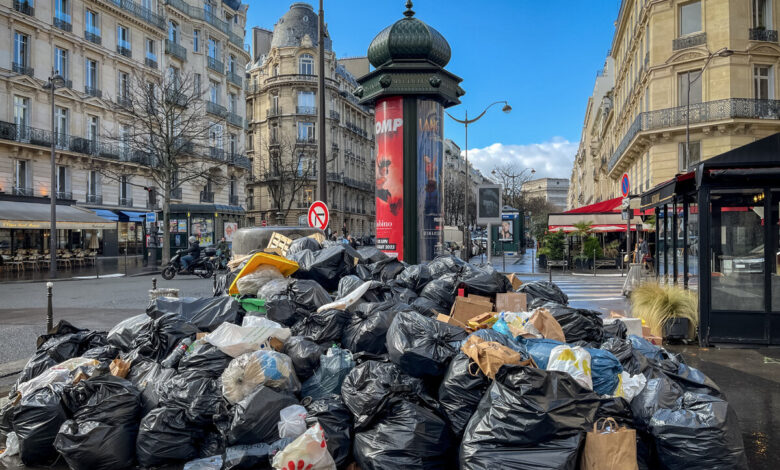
(547, 345), (593, 390)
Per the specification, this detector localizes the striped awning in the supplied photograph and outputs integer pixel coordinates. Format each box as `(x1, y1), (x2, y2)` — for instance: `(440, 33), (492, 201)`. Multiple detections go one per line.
(0, 201), (115, 230)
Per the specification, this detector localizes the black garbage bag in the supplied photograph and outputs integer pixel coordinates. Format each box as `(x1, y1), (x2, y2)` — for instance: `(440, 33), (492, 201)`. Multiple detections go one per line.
(386, 310), (468, 378)
(600, 337), (634, 364)
(419, 276), (457, 311)
(305, 396), (353, 468)
(197, 430), (227, 459)
(342, 301), (410, 355)
(301, 347), (355, 400)
(650, 392), (748, 470)
(631, 375), (684, 431)
(290, 245), (356, 291)
(357, 246), (388, 264)
(178, 341), (233, 377)
(354, 400), (452, 470)
(131, 312), (200, 361)
(544, 303), (605, 346)
(354, 264), (373, 282)
(437, 352), (485, 437)
(127, 359), (177, 414)
(284, 336), (330, 381)
(287, 236), (322, 255)
(108, 314), (151, 352)
(460, 365), (601, 470)
(411, 296), (447, 317)
(146, 296), (242, 332)
(214, 271), (237, 296)
(290, 279), (332, 313)
(337, 275), (365, 299)
(291, 308), (350, 343)
(55, 375), (141, 470)
(340, 360), (434, 430)
(365, 257), (406, 282)
(396, 264), (433, 292)
(81, 345), (119, 363)
(258, 278), (330, 327)
(388, 284), (418, 304)
(227, 385), (298, 445)
(222, 438), (292, 470)
(136, 406), (202, 467)
(11, 383), (67, 465)
(517, 281), (569, 307)
(604, 319), (628, 340)
(459, 267), (513, 297)
(428, 254), (466, 278)
(159, 371), (226, 425)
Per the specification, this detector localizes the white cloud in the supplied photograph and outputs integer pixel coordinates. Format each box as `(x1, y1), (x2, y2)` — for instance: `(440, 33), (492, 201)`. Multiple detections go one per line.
(463, 137), (576, 181)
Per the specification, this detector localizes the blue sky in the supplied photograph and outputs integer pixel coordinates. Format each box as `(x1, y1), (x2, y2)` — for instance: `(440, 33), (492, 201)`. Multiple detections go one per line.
(247, 1), (619, 179)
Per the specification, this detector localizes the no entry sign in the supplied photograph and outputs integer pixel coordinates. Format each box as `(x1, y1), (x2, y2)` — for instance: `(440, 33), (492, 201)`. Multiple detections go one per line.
(307, 201), (329, 230)
(621, 173), (630, 197)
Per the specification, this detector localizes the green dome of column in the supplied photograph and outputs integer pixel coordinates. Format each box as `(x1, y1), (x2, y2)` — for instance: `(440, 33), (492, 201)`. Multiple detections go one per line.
(367, 2), (451, 68)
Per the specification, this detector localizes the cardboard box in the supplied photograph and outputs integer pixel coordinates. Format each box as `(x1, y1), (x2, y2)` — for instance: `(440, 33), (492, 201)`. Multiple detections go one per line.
(467, 312), (496, 328)
(436, 313), (467, 329)
(642, 325), (652, 337)
(495, 292), (527, 313)
(467, 294), (493, 305)
(450, 296), (494, 324)
(506, 273), (523, 290)
(196, 332), (208, 340)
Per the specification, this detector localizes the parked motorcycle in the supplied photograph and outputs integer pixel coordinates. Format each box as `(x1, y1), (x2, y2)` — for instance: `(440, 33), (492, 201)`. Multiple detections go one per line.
(161, 249), (215, 280)
(210, 248), (229, 271)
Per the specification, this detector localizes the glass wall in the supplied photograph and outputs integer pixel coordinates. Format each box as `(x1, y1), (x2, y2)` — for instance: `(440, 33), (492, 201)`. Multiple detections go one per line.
(686, 200), (699, 289)
(772, 192), (780, 312)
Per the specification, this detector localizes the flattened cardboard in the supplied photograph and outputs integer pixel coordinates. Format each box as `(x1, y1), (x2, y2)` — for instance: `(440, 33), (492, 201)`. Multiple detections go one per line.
(450, 296), (494, 324)
(467, 294), (493, 305)
(495, 292), (527, 313)
(507, 273), (523, 290)
(436, 313), (467, 329)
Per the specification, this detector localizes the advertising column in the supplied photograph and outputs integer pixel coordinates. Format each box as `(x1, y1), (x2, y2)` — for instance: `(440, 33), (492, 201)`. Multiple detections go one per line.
(416, 99), (443, 262)
(374, 96), (404, 259)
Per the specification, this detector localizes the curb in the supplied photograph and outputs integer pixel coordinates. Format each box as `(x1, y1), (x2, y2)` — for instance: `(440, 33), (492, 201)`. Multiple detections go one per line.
(0, 359), (28, 379)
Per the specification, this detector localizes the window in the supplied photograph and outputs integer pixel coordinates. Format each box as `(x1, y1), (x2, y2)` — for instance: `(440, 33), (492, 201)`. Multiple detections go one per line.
(168, 20), (178, 43)
(754, 65), (774, 99)
(13, 32), (30, 71)
(229, 177), (237, 200)
(210, 123), (223, 148)
(208, 38), (218, 59)
(85, 59), (98, 90)
(56, 166), (69, 195)
(88, 116), (99, 143)
(85, 10), (100, 39)
(247, 133), (253, 150)
(167, 66), (179, 87)
(204, 0), (213, 17)
(209, 81), (219, 104)
(14, 96), (29, 128)
(272, 94), (279, 112)
(679, 141), (701, 170)
(119, 176), (130, 200)
(273, 64), (279, 76)
(678, 69), (702, 106)
(118, 71), (129, 99)
(297, 91), (315, 113)
(299, 54), (314, 75)
(228, 54), (236, 74)
(87, 170), (101, 198)
(297, 122), (315, 141)
(233, 15), (239, 25)
(54, 107), (68, 143)
(228, 93), (237, 113)
(15, 160), (30, 192)
(117, 25), (130, 54)
(145, 39), (156, 61)
(193, 29), (200, 52)
(229, 133), (237, 155)
(194, 73), (201, 95)
(754, 0), (772, 29)
(645, 151), (651, 189)
(120, 124), (130, 155)
(55, 0), (70, 22)
(679, 1), (702, 36)
(55, 47), (69, 80)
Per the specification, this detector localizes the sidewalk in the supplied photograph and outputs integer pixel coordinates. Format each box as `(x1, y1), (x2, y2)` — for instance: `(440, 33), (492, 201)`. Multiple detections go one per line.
(469, 252), (629, 277)
(0, 255), (156, 283)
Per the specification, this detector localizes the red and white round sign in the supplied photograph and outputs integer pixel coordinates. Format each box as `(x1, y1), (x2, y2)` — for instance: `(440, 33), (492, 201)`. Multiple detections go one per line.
(307, 201), (329, 230)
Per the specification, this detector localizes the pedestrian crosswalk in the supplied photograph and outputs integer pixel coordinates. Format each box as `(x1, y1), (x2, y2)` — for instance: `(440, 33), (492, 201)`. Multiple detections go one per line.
(548, 276), (627, 304)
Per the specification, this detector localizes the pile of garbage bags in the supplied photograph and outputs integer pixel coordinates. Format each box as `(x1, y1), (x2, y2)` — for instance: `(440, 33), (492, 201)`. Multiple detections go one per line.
(0, 249), (747, 470)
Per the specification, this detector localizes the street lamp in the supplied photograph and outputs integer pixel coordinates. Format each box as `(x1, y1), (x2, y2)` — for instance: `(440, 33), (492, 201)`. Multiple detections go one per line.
(43, 71), (67, 279)
(685, 47), (733, 167)
(491, 167), (535, 210)
(446, 101), (511, 251)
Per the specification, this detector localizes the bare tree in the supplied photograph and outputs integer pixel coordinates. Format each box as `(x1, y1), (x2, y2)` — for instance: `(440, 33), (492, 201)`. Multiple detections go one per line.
(443, 173), (465, 226)
(491, 163), (536, 212)
(100, 70), (228, 263)
(257, 135), (318, 224)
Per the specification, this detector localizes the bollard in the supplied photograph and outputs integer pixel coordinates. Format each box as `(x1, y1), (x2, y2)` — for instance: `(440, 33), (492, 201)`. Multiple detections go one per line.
(213, 270), (217, 292)
(152, 278), (157, 290)
(593, 249), (597, 277)
(548, 264), (552, 282)
(46, 282), (53, 331)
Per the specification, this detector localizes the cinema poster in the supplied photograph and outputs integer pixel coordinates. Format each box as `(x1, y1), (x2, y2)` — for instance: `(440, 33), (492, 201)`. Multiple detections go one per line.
(374, 96), (404, 260)
(416, 99), (443, 262)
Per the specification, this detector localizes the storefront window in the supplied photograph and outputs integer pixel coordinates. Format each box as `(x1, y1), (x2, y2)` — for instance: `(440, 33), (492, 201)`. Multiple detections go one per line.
(686, 200), (699, 289)
(192, 217), (214, 246)
(0, 230), (11, 254)
(772, 192), (780, 312)
(710, 190), (765, 311)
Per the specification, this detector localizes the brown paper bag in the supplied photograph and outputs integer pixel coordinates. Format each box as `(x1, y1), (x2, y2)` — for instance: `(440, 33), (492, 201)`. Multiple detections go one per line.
(529, 308), (566, 342)
(460, 335), (525, 379)
(580, 417), (639, 470)
(109, 358), (131, 378)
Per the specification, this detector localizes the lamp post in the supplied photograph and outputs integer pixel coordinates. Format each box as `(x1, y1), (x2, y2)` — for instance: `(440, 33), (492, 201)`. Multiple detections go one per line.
(44, 71), (66, 279)
(446, 101), (511, 254)
(685, 48), (733, 167)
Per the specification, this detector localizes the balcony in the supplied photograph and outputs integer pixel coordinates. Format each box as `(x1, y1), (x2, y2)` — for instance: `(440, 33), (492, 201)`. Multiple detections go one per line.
(85, 26), (101, 45)
(229, 195), (239, 206)
(85, 86), (102, 98)
(200, 191), (214, 203)
(227, 112), (243, 128)
(13, 0), (34, 16)
(227, 72), (242, 88)
(207, 56), (224, 74)
(296, 106), (316, 115)
(54, 12), (72, 32)
(329, 110), (340, 121)
(749, 28), (778, 42)
(119, 197), (133, 207)
(209, 146), (225, 161)
(106, 0), (165, 30)
(267, 107), (282, 118)
(145, 55), (158, 69)
(117, 41), (132, 58)
(12, 62), (34, 77)
(170, 187), (182, 199)
(116, 96), (132, 108)
(56, 191), (73, 200)
(165, 89), (187, 106)
(672, 32), (706, 51)
(296, 136), (316, 145)
(227, 153), (250, 169)
(0, 121), (125, 161)
(608, 98), (780, 173)
(86, 194), (103, 204)
(13, 187), (34, 197)
(206, 101), (227, 117)
(165, 39), (187, 61)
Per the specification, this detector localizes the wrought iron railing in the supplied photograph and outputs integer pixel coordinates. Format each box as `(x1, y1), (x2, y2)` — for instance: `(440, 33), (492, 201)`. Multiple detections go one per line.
(296, 106), (316, 115)
(12, 62), (34, 77)
(209, 146), (225, 161)
(200, 191), (214, 203)
(207, 56), (224, 74)
(170, 187), (182, 199)
(267, 107), (282, 117)
(145, 56), (158, 69)
(672, 32), (706, 51)
(117, 40), (132, 58)
(207, 101), (227, 117)
(105, 0), (165, 30)
(229, 195), (239, 206)
(608, 98), (780, 171)
(165, 39), (187, 60)
(116, 96), (132, 108)
(85, 26), (101, 45)
(227, 112), (243, 128)
(296, 136), (316, 144)
(13, 0), (34, 16)
(56, 191), (73, 200)
(54, 12), (72, 32)
(13, 187), (34, 196)
(85, 86), (102, 98)
(749, 28), (778, 42)
(227, 72), (242, 87)
(86, 194), (103, 204)
(329, 110), (340, 120)
(119, 197), (133, 207)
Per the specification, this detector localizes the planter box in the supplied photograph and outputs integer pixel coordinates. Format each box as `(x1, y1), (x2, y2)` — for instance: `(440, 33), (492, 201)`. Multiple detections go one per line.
(664, 317), (690, 340)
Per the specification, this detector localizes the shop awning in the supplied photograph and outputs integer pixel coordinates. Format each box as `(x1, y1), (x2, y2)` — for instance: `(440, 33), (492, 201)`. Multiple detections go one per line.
(170, 204), (246, 215)
(119, 211), (146, 222)
(0, 201), (116, 230)
(548, 224), (641, 233)
(91, 209), (119, 221)
(547, 196), (644, 233)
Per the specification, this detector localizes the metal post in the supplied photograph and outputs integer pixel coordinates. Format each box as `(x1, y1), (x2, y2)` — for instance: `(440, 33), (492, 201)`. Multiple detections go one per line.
(49, 78), (57, 278)
(502, 243), (506, 272)
(486, 222), (492, 265)
(686, 72), (690, 169)
(213, 270), (217, 291)
(593, 248), (596, 277)
(152, 277), (157, 290)
(531, 246), (534, 273)
(548, 261), (552, 282)
(316, 0), (327, 204)
(46, 282), (53, 331)
(124, 238), (128, 276)
(683, 198), (689, 289)
(463, 117), (469, 251)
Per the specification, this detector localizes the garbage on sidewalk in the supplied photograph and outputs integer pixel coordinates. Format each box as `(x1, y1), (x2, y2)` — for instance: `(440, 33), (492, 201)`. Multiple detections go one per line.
(0, 248), (748, 470)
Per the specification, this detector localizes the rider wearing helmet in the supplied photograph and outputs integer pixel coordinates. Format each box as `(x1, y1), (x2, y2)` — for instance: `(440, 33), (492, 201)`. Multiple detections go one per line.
(181, 235), (200, 271)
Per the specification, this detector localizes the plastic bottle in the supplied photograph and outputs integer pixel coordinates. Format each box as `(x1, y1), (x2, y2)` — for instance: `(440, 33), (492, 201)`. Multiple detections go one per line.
(161, 337), (193, 368)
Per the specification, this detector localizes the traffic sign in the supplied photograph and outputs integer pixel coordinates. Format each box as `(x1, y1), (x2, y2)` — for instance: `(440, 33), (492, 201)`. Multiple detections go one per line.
(621, 173), (630, 197)
(261, 220), (267, 227)
(307, 201), (329, 230)
(145, 212), (157, 223)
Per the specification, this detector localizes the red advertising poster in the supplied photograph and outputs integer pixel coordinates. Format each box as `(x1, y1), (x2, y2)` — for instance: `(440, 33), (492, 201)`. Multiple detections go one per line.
(375, 96), (404, 259)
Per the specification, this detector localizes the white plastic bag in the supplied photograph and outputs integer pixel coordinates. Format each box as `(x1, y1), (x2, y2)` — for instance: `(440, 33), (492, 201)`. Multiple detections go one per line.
(0, 432), (19, 461)
(205, 322), (290, 358)
(221, 350), (301, 404)
(183, 455), (223, 470)
(242, 316), (283, 329)
(547, 345), (593, 391)
(16, 357), (99, 398)
(613, 371), (647, 402)
(271, 424), (336, 470)
(316, 280), (373, 312)
(278, 404), (308, 439)
(236, 265), (283, 295)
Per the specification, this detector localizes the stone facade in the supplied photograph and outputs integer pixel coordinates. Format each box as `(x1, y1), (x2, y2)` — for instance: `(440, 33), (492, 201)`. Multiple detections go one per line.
(522, 178), (570, 211)
(569, 0), (780, 208)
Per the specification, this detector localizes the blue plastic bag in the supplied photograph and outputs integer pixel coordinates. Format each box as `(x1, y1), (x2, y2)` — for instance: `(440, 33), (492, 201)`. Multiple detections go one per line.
(585, 347), (622, 395)
(300, 346), (355, 400)
(523, 338), (564, 369)
(628, 335), (665, 361)
(491, 314), (513, 338)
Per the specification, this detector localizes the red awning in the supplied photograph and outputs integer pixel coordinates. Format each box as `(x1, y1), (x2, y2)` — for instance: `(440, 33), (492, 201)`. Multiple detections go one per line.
(564, 197), (623, 214)
(549, 224), (642, 233)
